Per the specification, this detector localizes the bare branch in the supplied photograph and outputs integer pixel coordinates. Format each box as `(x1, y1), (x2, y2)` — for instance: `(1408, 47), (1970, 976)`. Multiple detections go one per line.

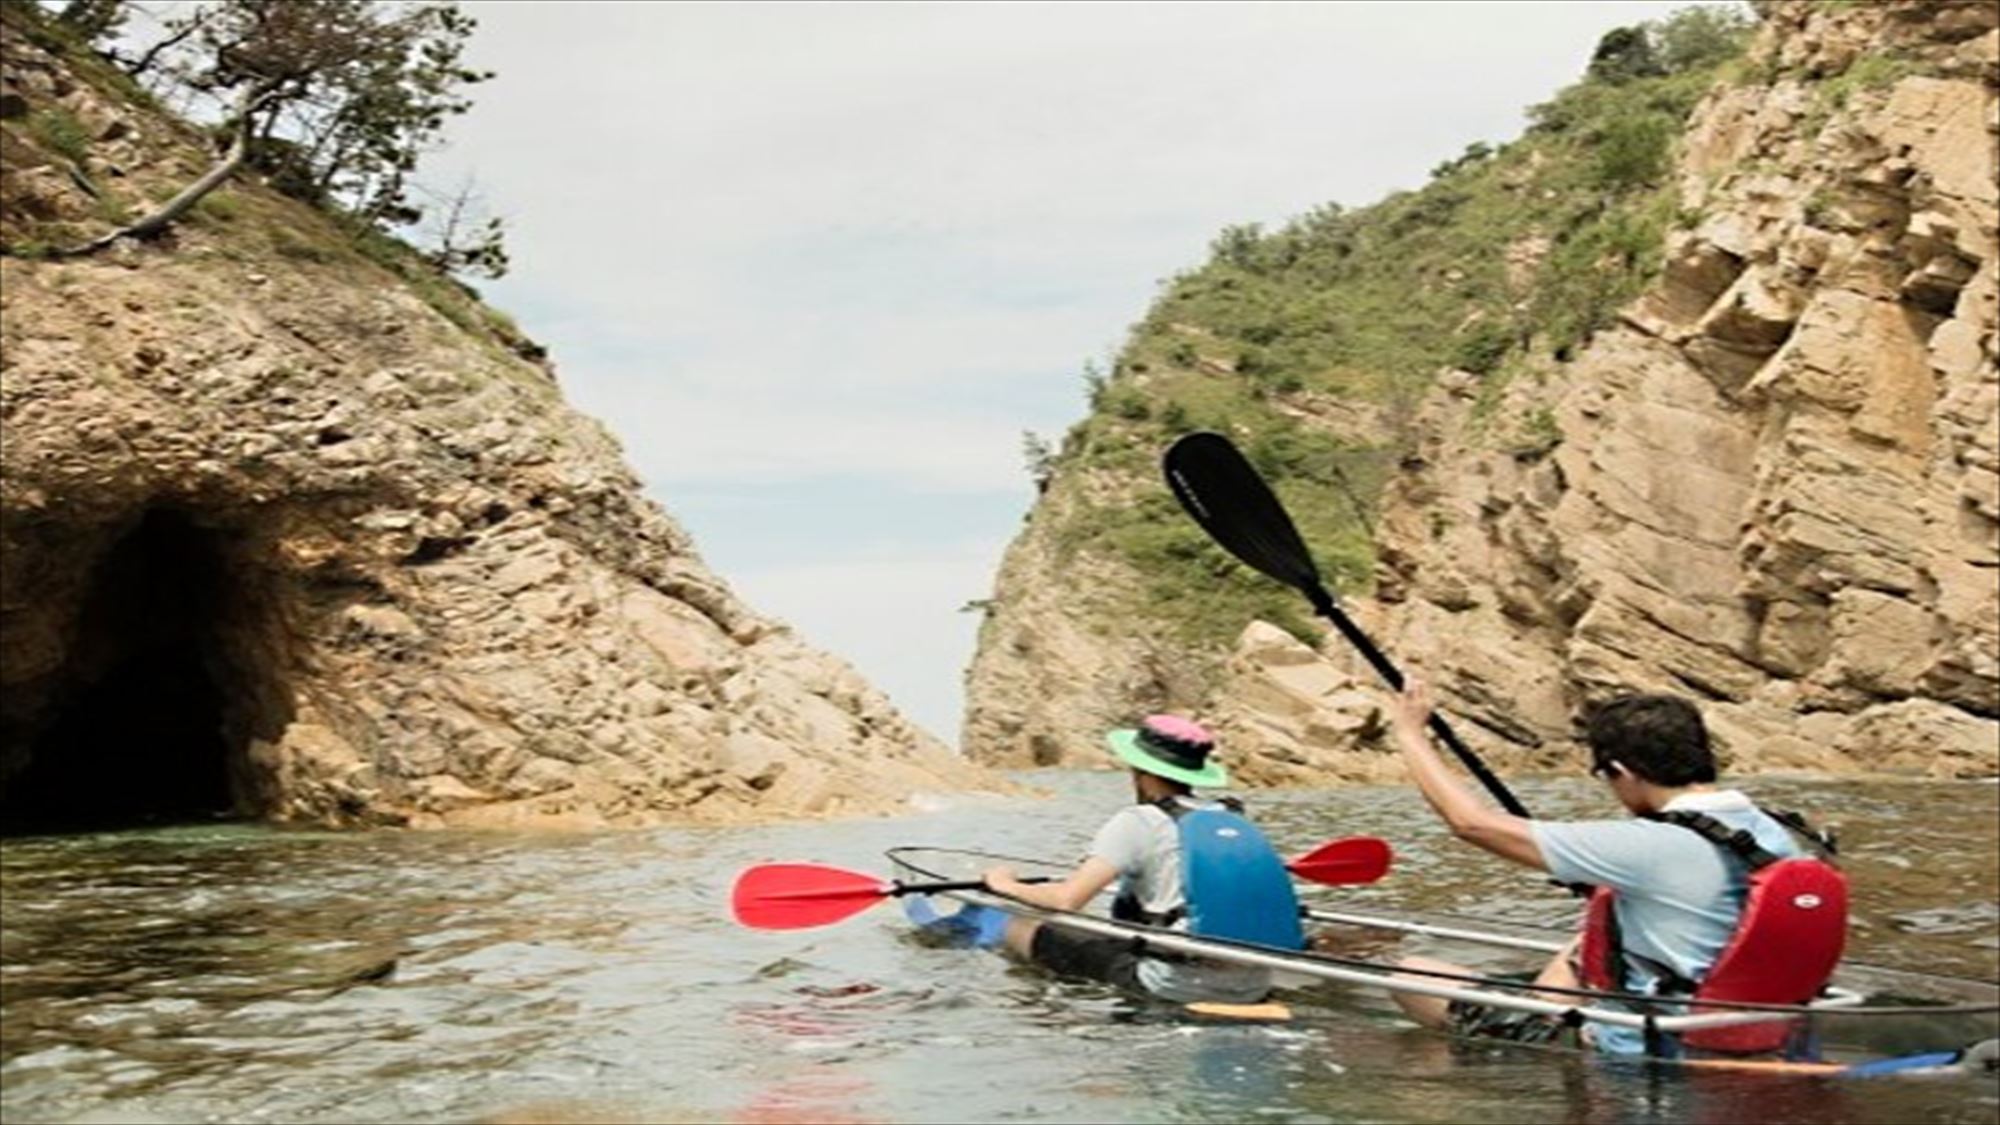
(121, 6), (212, 77)
(54, 80), (279, 257)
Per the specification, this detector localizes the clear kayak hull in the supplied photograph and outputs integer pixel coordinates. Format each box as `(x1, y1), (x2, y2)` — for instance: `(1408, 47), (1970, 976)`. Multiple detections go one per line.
(885, 845), (1999, 1077)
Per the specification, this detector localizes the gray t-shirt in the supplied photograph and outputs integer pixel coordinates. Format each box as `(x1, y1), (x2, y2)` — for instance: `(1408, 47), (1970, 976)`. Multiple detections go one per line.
(1088, 800), (1273, 1004)
(1530, 789), (1804, 1055)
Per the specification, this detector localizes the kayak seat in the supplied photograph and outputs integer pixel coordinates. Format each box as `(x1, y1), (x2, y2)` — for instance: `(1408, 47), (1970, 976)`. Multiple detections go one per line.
(1180, 808), (1307, 951)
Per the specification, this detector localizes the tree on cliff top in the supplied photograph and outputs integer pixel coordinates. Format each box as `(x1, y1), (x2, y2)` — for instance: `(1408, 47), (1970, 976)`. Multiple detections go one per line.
(1588, 5), (1755, 84)
(49, 0), (503, 275)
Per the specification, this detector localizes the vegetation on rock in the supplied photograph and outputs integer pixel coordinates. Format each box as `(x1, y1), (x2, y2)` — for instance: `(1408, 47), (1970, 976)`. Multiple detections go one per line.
(4, 0), (505, 277)
(1033, 5), (1755, 655)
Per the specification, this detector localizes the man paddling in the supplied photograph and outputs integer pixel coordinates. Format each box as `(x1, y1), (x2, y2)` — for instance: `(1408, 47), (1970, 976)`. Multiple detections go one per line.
(980, 716), (1298, 1005)
(1383, 680), (1836, 1056)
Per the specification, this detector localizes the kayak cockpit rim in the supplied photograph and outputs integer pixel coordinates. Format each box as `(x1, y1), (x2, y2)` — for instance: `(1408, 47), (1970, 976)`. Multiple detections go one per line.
(920, 885), (1866, 1034)
(884, 845), (1996, 1024)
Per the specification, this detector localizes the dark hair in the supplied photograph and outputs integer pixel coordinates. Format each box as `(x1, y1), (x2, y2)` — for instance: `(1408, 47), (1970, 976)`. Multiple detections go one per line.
(1582, 694), (1716, 786)
(1132, 768), (1192, 796)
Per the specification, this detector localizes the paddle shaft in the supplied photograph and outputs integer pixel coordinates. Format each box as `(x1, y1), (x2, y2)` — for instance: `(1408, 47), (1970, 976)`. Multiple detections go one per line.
(1312, 604), (1589, 896)
(1161, 433), (1534, 824)
(1307, 587), (1531, 820)
(902, 875), (1050, 896)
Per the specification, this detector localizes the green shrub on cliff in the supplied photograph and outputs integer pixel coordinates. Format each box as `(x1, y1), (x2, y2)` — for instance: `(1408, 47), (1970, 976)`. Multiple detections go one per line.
(25, 106), (91, 163)
(1043, 4), (1752, 657)
(1592, 113), (1678, 190)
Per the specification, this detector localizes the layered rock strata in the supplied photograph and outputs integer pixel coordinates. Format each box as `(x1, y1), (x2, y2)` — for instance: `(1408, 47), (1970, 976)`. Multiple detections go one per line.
(0, 21), (997, 828)
(1301, 0), (2000, 780)
(970, 0), (1999, 782)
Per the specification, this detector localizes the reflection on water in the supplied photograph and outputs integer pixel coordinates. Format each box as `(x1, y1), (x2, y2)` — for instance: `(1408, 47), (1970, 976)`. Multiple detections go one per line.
(1, 773), (1995, 1124)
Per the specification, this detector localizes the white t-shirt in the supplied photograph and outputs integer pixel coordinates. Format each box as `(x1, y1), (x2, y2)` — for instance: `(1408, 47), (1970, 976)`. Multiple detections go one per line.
(1088, 800), (1273, 1004)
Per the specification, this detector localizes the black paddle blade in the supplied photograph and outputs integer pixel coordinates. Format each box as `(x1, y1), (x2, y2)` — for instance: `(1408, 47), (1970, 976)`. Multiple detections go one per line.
(1163, 432), (1332, 605)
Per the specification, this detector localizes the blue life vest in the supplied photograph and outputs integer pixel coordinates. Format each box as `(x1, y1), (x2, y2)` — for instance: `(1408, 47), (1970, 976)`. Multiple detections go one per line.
(1115, 797), (1306, 952)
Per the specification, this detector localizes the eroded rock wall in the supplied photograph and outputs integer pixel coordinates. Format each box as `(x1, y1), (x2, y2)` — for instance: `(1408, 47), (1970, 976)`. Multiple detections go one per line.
(0, 21), (999, 828)
(973, 0), (1998, 784)
(961, 477), (1184, 769)
(1337, 0), (1998, 778)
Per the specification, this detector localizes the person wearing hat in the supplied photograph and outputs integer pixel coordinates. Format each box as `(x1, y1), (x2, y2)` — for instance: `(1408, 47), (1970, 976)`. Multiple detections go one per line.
(981, 715), (1280, 1004)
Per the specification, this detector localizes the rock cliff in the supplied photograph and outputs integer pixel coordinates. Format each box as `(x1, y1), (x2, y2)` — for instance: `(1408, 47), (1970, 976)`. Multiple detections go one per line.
(968, 0), (1998, 782)
(1356, 0), (1997, 780)
(0, 13), (997, 830)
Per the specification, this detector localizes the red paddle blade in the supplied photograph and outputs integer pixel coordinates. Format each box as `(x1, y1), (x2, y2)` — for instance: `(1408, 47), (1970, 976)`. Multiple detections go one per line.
(732, 863), (895, 930)
(1287, 837), (1392, 886)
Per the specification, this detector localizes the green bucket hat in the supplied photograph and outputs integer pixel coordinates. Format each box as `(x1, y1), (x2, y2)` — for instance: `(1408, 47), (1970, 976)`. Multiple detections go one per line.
(1106, 715), (1229, 788)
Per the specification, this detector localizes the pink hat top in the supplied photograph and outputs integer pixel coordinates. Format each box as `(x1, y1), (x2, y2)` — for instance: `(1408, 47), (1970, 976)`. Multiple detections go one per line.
(1141, 714), (1215, 747)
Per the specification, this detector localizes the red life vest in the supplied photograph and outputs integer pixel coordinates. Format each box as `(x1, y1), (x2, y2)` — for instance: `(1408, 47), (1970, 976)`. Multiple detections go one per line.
(1576, 808), (1848, 1055)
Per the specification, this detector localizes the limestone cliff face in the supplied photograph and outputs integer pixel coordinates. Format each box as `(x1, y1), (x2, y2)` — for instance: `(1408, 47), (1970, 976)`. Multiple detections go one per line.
(0, 20), (997, 829)
(1352, 0), (1997, 780)
(963, 389), (1386, 770)
(970, 0), (1998, 782)
(961, 482), (1178, 769)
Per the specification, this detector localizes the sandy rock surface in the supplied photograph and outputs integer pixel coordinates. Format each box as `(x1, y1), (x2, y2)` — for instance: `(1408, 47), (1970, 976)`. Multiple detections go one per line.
(0, 20), (1004, 828)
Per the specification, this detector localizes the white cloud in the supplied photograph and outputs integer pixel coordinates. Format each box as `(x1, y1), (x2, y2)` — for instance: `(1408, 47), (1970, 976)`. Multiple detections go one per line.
(425, 0), (1707, 743)
(570, 374), (1043, 493)
(724, 534), (1013, 741)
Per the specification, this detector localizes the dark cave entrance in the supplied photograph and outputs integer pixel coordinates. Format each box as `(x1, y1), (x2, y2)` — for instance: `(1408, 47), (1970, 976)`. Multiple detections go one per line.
(2, 509), (264, 834)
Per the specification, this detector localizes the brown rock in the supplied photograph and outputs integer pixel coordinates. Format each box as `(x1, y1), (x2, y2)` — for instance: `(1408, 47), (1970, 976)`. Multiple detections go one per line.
(1822, 589), (1932, 697)
(961, 0), (1998, 792)
(0, 22), (1004, 830)
(1835, 699), (2000, 778)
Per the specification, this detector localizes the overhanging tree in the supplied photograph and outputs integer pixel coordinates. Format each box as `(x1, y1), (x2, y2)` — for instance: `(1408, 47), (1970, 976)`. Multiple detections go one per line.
(59, 0), (493, 258)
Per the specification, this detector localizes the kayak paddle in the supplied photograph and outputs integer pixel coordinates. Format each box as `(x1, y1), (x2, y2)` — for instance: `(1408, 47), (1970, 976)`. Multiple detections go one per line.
(736, 837), (1390, 931)
(1162, 431), (1533, 821)
(732, 863), (1050, 931)
(1287, 836), (1391, 886)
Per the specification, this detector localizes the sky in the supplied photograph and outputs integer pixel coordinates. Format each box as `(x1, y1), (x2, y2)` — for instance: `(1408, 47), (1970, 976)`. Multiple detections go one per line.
(419, 1), (1708, 744)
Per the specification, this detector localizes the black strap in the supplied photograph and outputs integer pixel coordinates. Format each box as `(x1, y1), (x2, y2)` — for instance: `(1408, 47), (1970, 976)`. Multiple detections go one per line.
(1765, 806), (1839, 858)
(1657, 810), (1786, 870)
(1149, 793), (1243, 820)
(1642, 1011), (1670, 1059)
(1650, 803), (1838, 864)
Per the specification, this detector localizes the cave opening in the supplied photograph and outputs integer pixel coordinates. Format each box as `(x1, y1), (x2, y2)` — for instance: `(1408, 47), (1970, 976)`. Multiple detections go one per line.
(2, 509), (268, 835)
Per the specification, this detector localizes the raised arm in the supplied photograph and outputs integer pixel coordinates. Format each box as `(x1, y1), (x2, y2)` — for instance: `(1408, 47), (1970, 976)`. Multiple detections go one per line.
(1391, 679), (1546, 870)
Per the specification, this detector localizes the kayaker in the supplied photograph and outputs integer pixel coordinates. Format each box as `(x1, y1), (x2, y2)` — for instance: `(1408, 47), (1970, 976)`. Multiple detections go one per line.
(1381, 679), (1835, 1056)
(981, 715), (1295, 1005)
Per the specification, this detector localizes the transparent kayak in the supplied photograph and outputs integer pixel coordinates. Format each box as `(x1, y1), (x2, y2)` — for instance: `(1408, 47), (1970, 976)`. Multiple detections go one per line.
(886, 845), (1999, 1077)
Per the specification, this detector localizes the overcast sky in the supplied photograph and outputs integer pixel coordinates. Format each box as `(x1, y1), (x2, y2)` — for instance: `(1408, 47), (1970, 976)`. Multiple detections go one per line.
(424, 1), (1707, 744)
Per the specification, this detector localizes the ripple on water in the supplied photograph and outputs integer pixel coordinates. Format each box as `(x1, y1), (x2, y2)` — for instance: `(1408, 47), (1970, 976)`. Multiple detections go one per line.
(0, 773), (1995, 1125)
(1893, 902), (2000, 935)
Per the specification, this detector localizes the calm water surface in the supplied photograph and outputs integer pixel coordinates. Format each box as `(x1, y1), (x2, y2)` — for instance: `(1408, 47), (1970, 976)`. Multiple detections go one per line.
(2, 772), (1996, 1124)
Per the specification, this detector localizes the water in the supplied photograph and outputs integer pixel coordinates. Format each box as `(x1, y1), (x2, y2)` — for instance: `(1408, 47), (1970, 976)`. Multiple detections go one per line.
(2, 772), (1995, 1124)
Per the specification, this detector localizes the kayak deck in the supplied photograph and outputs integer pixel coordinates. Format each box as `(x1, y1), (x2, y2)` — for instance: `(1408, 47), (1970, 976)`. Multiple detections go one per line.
(886, 845), (1999, 1061)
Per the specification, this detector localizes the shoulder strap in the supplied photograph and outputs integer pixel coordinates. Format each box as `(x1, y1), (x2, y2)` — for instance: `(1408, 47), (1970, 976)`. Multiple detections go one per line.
(1150, 794), (1243, 820)
(1125, 797), (1198, 926)
(1658, 810), (1785, 870)
(1764, 806), (1840, 858)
